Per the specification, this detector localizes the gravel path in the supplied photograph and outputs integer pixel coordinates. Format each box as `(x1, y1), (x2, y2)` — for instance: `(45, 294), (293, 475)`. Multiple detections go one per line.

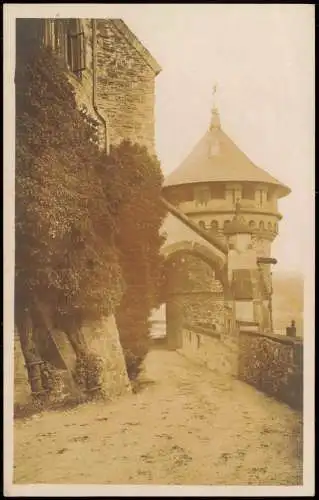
(14, 348), (302, 485)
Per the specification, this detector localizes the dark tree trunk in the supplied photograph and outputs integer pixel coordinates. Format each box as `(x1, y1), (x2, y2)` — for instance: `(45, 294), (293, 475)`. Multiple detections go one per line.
(15, 307), (44, 394)
(60, 316), (88, 358)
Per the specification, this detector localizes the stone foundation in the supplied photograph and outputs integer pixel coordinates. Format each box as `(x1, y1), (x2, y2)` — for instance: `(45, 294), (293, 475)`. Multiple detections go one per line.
(81, 314), (132, 399)
(14, 314), (131, 408)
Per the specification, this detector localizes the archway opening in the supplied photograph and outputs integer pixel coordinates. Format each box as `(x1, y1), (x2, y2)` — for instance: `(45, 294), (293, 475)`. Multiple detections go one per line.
(163, 249), (226, 349)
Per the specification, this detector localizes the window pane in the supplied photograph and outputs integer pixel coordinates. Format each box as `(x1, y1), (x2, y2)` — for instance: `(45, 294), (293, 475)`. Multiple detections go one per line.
(242, 185), (255, 200)
(211, 184), (225, 199)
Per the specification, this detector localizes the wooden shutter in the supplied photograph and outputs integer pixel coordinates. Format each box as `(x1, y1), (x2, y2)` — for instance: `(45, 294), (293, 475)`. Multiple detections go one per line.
(69, 32), (86, 72)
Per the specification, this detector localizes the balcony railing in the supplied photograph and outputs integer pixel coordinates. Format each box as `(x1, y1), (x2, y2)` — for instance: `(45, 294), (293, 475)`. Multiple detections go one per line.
(179, 198), (278, 215)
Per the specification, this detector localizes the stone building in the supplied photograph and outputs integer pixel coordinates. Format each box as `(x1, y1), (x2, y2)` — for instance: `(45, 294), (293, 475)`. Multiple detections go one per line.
(14, 18), (161, 405)
(160, 95), (291, 373)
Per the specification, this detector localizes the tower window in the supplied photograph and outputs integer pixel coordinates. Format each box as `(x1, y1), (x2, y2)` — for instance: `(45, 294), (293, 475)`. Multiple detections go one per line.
(211, 220), (219, 232)
(257, 190), (264, 206)
(195, 186), (210, 206)
(224, 220), (231, 229)
(67, 21), (86, 74)
(210, 184), (225, 199)
(267, 222), (273, 231)
(259, 221), (265, 231)
(44, 19), (56, 49)
(249, 220), (256, 229)
(198, 220), (206, 230)
(242, 185), (255, 200)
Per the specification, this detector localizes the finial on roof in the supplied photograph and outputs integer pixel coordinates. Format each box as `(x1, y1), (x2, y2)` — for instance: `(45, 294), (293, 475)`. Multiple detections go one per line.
(210, 82), (221, 130)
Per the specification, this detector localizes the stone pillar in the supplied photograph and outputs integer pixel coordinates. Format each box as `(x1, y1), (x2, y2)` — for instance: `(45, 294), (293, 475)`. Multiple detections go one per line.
(286, 320), (297, 338)
(166, 297), (184, 349)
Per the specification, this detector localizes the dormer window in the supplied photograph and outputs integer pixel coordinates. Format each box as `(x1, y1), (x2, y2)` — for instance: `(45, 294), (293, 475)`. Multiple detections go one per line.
(67, 20), (86, 75)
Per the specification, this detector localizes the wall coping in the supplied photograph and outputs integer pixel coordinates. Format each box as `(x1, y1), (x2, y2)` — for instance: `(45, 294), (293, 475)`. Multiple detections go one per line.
(184, 324), (221, 340)
(239, 329), (303, 346)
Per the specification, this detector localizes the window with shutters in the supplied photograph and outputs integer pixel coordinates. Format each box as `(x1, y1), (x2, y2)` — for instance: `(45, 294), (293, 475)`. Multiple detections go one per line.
(44, 19), (56, 49)
(67, 22), (86, 75)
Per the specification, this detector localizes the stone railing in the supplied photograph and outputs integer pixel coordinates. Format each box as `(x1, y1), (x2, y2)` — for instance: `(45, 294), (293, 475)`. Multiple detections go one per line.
(238, 330), (303, 410)
(177, 323), (238, 377)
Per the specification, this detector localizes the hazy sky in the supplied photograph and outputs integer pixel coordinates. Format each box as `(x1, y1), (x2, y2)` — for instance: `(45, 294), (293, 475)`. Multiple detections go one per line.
(7, 4), (315, 275)
(105, 4), (314, 276)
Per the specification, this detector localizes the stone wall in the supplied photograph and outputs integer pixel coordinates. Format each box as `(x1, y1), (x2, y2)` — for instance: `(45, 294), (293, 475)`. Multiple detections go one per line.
(178, 327), (238, 377)
(238, 330), (303, 410)
(16, 19), (160, 155)
(165, 252), (227, 348)
(81, 314), (132, 399)
(96, 20), (158, 154)
(14, 314), (131, 408)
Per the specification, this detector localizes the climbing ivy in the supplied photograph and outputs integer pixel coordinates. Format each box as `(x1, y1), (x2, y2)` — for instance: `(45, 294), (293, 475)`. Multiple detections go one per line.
(15, 42), (167, 383)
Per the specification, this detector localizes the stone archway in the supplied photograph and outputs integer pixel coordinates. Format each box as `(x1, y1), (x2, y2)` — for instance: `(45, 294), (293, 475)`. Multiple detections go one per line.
(163, 242), (229, 350)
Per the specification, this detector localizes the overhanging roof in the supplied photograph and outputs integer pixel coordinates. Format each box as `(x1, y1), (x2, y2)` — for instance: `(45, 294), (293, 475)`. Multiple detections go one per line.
(163, 127), (291, 198)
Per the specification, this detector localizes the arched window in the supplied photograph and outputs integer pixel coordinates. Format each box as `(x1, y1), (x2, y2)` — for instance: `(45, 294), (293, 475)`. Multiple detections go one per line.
(66, 19), (86, 74)
(249, 220), (256, 229)
(198, 220), (206, 230)
(275, 222), (279, 233)
(211, 220), (219, 232)
(259, 220), (265, 231)
(267, 222), (273, 231)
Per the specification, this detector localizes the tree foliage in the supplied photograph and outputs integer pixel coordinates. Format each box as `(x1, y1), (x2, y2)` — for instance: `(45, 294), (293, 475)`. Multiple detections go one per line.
(15, 45), (123, 333)
(15, 41), (167, 379)
(100, 142), (167, 377)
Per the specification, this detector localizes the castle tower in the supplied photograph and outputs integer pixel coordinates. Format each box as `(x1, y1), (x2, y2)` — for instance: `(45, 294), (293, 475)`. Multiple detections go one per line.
(162, 86), (291, 291)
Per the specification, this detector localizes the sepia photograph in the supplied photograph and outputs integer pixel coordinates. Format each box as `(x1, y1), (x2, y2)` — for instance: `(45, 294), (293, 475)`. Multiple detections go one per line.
(3, 3), (315, 496)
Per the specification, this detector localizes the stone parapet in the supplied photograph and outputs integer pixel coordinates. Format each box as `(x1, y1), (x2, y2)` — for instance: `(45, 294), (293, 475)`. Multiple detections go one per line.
(238, 330), (303, 410)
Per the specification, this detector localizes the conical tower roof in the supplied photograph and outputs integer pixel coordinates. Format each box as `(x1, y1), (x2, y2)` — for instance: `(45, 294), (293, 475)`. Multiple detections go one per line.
(163, 93), (291, 198)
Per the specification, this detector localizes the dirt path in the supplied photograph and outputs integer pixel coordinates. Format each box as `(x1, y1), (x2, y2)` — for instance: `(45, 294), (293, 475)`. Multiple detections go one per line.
(14, 349), (302, 485)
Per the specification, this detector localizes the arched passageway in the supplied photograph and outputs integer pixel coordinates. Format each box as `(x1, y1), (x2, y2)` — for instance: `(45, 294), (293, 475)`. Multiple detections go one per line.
(163, 243), (229, 349)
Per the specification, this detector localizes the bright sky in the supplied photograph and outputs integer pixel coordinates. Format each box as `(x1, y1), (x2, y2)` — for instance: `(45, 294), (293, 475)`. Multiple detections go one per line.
(106, 4), (315, 276)
(114, 4), (314, 278)
(6, 4), (315, 275)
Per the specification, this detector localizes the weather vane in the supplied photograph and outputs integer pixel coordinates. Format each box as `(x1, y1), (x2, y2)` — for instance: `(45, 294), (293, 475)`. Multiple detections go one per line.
(212, 83), (218, 110)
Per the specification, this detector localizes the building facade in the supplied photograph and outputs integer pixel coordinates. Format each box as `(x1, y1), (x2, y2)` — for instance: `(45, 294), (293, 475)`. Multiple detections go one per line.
(160, 99), (291, 350)
(16, 18), (161, 154)
(15, 17), (162, 405)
